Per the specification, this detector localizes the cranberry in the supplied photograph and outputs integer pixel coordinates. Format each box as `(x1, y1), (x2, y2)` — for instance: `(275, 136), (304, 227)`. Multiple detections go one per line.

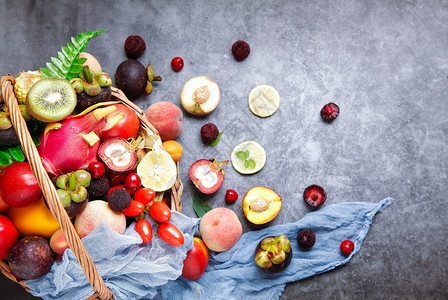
(171, 57), (184, 71)
(340, 240), (354, 255)
(88, 162), (105, 178)
(124, 173), (142, 190)
(320, 103), (340, 121)
(225, 189), (238, 203)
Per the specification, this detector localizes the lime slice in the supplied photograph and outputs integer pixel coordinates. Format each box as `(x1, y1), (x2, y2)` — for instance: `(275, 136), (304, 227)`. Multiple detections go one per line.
(231, 140), (266, 174)
(248, 85), (280, 117)
(137, 149), (177, 192)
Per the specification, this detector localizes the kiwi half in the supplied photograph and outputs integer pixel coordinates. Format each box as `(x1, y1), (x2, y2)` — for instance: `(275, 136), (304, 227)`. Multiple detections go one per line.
(26, 77), (77, 122)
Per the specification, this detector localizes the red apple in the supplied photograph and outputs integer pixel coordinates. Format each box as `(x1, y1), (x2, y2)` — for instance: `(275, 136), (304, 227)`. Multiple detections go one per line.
(181, 237), (209, 281)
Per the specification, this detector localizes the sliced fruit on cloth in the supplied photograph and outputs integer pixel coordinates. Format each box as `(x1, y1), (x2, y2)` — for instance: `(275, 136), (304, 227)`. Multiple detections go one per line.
(137, 149), (176, 192)
(231, 140), (266, 174)
(248, 84), (280, 117)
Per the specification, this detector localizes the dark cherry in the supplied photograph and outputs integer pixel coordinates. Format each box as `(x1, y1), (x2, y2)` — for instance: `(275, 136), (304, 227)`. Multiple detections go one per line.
(225, 189), (238, 203)
(88, 161), (106, 179)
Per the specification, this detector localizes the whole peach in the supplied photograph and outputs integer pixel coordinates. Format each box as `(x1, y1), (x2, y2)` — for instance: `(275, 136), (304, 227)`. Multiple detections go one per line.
(74, 200), (126, 239)
(79, 52), (102, 74)
(145, 101), (183, 141)
(199, 207), (242, 252)
(182, 237), (209, 281)
(50, 229), (69, 256)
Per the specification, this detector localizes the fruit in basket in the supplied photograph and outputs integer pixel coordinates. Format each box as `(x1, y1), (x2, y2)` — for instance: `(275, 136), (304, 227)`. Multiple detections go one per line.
(189, 159), (228, 194)
(98, 137), (138, 175)
(199, 207), (242, 252)
(26, 77), (77, 122)
(158, 222), (184, 247)
(303, 184), (327, 208)
(124, 35), (146, 59)
(64, 199), (88, 218)
(0, 195), (9, 213)
(255, 235), (292, 273)
(182, 236), (209, 281)
(7, 197), (60, 238)
(79, 52), (102, 74)
(87, 174), (111, 198)
(162, 140), (183, 163)
(101, 104), (140, 141)
(55, 170), (92, 207)
(135, 218), (153, 243)
(37, 105), (124, 176)
(242, 187), (282, 225)
(181, 76), (220, 115)
(0, 215), (19, 260)
(74, 200), (126, 239)
(14, 70), (42, 104)
(136, 149), (177, 192)
(200, 123), (219, 145)
(88, 161), (106, 178)
(49, 229), (69, 256)
(8, 236), (55, 280)
(149, 201), (171, 223)
(145, 101), (183, 141)
(71, 66), (112, 110)
(297, 229), (316, 249)
(108, 188), (132, 212)
(122, 199), (145, 217)
(0, 162), (42, 208)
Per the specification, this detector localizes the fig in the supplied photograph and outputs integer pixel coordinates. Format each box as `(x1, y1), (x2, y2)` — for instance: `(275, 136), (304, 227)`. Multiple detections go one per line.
(189, 158), (228, 194)
(98, 137), (138, 175)
(255, 235), (292, 274)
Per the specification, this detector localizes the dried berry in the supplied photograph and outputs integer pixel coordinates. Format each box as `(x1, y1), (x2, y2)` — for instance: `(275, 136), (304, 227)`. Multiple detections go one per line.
(297, 229), (316, 248)
(108, 188), (132, 212)
(87, 174), (110, 198)
(124, 35), (146, 59)
(232, 40), (250, 61)
(320, 103), (340, 121)
(201, 123), (219, 144)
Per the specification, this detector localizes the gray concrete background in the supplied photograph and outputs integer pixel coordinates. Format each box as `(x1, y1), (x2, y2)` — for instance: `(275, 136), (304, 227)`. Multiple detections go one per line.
(0, 0), (447, 299)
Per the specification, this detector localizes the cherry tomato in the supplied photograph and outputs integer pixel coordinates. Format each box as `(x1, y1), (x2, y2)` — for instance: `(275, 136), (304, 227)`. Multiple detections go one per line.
(0, 215), (19, 259)
(101, 104), (140, 141)
(134, 188), (155, 205)
(158, 222), (184, 247)
(225, 189), (238, 203)
(88, 161), (105, 178)
(0, 162), (42, 207)
(171, 57), (184, 71)
(135, 219), (153, 243)
(150, 202), (171, 223)
(340, 240), (354, 255)
(122, 200), (145, 217)
(124, 173), (141, 190)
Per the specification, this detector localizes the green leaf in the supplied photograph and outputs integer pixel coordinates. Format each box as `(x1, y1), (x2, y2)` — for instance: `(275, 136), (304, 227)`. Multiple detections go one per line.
(0, 150), (13, 166)
(248, 159), (256, 169)
(209, 131), (223, 147)
(32, 135), (40, 146)
(236, 151), (246, 160)
(193, 192), (212, 218)
(245, 150), (250, 159)
(40, 30), (105, 80)
(8, 145), (25, 162)
(244, 160), (249, 168)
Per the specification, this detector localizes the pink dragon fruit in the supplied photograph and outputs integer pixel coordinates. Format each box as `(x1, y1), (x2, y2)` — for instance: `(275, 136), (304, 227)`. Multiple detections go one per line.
(37, 105), (124, 176)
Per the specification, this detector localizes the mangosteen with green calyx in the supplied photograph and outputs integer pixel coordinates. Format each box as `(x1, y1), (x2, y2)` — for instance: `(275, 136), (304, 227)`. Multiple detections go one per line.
(0, 105), (34, 147)
(255, 235), (292, 273)
(65, 197), (88, 218)
(144, 63), (162, 95)
(54, 170), (91, 216)
(71, 66), (112, 110)
(115, 59), (161, 99)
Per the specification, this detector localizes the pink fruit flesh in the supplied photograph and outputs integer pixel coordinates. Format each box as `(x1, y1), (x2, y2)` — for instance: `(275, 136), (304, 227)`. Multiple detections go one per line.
(38, 106), (124, 176)
(98, 138), (137, 175)
(189, 159), (227, 194)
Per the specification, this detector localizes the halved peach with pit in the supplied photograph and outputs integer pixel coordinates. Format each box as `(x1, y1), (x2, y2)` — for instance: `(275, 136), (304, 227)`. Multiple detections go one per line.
(242, 187), (282, 225)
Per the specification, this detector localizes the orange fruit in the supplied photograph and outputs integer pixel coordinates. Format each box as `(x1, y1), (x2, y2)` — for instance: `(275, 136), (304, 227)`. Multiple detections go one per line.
(162, 140), (183, 163)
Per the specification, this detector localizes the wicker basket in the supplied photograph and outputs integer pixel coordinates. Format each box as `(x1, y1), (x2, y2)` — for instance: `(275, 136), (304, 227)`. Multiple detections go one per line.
(0, 74), (183, 300)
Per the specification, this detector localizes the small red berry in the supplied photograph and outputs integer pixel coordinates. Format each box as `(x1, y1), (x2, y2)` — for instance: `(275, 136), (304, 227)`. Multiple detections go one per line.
(340, 240), (354, 255)
(124, 173), (141, 190)
(225, 189), (238, 203)
(88, 162), (106, 178)
(320, 102), (340, 121)
(171, 57), (184, 71)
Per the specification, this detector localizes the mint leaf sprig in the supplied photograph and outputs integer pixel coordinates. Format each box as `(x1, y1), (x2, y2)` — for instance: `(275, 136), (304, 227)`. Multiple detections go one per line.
(236, 150), (256, 169)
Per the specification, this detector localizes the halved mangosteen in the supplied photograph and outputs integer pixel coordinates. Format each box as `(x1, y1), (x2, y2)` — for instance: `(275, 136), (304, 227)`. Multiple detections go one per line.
(189, 158), (228, 194)
(98, 138), (137, 175)
(255, 235), (292, 273)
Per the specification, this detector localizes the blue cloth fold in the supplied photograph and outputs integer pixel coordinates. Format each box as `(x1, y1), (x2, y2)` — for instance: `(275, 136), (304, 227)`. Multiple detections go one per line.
(26, 198), (393, 300)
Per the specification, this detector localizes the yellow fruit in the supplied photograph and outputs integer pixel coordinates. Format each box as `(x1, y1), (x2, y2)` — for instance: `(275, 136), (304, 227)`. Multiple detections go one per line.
(248, 85), (280, 118)
(7, 197), (60, 239)
(137, 149), (177, 192)
(231, 140), (266, 174)
(162, 140), (183, 163)
(14, 70), (42, 104)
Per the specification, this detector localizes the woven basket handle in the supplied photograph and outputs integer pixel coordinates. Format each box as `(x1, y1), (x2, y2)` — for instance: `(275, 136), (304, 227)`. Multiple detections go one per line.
(0, 75), (114, 300)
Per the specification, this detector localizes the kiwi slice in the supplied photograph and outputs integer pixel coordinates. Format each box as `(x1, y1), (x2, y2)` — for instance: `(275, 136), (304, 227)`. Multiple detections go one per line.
(26, 77), (77, 122)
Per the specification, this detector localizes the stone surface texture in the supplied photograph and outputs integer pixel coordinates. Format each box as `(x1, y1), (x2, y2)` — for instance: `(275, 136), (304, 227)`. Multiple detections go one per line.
(0, 0), (447, 299)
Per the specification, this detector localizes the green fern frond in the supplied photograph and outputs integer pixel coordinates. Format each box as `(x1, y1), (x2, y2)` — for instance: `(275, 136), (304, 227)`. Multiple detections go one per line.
(40, 30), (105, 80)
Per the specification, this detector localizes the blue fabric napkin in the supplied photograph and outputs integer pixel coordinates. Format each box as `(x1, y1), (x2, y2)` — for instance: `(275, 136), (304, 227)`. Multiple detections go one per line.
(26, 198), (393, 300)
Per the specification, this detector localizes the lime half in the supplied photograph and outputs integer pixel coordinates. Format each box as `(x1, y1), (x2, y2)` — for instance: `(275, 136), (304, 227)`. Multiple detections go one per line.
(137, 149), (177, 192)
(231, 140), (266, 174)
(248, 85), (280, 117)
